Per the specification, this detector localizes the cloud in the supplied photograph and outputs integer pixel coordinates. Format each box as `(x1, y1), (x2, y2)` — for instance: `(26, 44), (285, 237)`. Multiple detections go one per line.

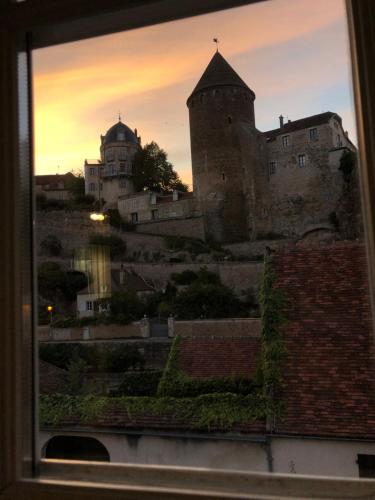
(33, 0), (350, 183)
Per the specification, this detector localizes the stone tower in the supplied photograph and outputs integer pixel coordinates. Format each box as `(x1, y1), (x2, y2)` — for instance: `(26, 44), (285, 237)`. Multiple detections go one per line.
(187, 51), (269, 242)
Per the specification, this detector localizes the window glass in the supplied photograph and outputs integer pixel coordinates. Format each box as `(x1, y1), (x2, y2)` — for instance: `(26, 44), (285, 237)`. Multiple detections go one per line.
(33, 0), (372, 480)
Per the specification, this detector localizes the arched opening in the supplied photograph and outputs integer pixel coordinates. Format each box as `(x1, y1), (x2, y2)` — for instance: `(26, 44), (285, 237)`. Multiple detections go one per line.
(44, 435), (110, 462)
(227, 116), (232, 124)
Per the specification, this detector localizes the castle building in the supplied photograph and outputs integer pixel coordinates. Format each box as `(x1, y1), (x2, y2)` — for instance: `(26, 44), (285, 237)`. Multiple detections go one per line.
(85, 51), (356, 243)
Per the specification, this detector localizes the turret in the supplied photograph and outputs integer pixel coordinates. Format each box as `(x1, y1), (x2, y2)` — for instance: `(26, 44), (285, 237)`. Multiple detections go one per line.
(187, 51), (266, 242)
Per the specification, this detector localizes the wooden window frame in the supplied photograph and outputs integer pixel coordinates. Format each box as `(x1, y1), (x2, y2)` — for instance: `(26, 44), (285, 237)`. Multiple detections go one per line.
(1, 0), (375, 498)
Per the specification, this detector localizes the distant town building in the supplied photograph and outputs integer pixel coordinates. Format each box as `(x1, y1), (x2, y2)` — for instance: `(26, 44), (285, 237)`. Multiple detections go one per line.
(35, 172), (74, 200)
(85, 52), (357, 243)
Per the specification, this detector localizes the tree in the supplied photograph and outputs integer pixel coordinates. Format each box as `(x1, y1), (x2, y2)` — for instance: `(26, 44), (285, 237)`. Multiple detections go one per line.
(65, 171), (85, 198)
(37, 262), (87, 303)
(132, 141), (188, 193)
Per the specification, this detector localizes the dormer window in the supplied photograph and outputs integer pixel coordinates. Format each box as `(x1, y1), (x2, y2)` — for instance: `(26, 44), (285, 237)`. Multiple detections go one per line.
(282, 135), (290, 147)
(117, 132), (125, 141)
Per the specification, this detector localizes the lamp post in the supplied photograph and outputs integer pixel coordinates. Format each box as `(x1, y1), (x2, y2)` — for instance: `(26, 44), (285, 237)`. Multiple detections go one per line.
(47, 306), (53, 328)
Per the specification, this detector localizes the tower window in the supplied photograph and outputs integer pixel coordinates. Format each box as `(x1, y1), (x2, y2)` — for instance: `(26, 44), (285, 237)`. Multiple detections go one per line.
(222, 172), (226, 181)
(89, 167), (96, 176)
(227, 116), (232, 124)
(269, 162), (276, 175)
(200, 94), (204, 103)
(282, 135), (290, 147)
(298, 154), (306, 167)
(89, 182), (96, 191)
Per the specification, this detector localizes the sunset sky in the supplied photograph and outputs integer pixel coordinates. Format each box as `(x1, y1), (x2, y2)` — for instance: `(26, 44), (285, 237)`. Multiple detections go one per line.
(33, 0), (354, 187)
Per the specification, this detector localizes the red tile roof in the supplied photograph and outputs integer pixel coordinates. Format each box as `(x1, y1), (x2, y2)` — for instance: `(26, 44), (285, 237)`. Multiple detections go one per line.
(274, 242), (375, 439)
(179, 338), (260, 379)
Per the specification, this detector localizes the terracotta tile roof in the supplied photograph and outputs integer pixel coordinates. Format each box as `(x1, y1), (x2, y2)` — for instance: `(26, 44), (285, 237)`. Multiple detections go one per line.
(264, 111), (340, 142)
(274, 242), (375, 439)
(35, 172), (73, 189)
(39, 360), (67, 394)
(179, 338), (260, 379)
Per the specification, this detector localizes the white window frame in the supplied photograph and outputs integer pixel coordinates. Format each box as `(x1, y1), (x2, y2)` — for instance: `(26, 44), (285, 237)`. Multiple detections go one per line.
(282, 134), (290, 147)
(2, 1), (375, 499)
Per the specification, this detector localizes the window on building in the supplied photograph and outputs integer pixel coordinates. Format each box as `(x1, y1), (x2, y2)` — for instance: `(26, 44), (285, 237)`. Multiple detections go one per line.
(86, 301), (93, 311)
(337, 134), (342, 147)
(119, 179), (127, 188)
(227, 116), (232, 124)
(357, 455), (375, 478)
(151, 209), (158, 220)
(131, 212), (138, 224)
(298, 154), (306, 167)
(89, 182), (96, 191)
(222, 172), (226, 181)
(282, 135), (290, 147)
(89, 167), (96, 175)
(309, 128), (318, 141)
(269, 161), (276, 175)
(117, 132), (125, 141)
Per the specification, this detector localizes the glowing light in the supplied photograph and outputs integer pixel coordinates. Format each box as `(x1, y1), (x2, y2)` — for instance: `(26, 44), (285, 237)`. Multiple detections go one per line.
(47, 305), (53, 312)
(90, 213), (105, 221)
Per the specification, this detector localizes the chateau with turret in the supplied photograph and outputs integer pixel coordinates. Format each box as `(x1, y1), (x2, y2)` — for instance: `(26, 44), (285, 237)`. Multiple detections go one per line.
(85, 51), (357, 243)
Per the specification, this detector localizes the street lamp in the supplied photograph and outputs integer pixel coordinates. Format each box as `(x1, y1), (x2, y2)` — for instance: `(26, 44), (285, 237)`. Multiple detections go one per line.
(47, 305), (53, 324)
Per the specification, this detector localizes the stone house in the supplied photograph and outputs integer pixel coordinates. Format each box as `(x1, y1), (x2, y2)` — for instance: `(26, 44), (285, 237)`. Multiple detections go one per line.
(35, 172), (74, 200)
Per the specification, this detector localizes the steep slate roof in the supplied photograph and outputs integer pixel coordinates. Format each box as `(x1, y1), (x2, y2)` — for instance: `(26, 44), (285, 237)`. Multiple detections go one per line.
(264, 112), (341, 142)
(187, 51), (254, 102)
(103, 120), (138, 145)
(274, 242), (375, 439)
(179, 337), (260, 379)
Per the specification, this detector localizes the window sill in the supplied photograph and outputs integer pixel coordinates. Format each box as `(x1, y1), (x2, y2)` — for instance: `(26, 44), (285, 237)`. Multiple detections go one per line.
(2, 459), (374, 499)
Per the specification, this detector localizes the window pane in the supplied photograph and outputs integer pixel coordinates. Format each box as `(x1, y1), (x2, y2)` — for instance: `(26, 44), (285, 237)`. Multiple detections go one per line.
(33, 0), (375, 479)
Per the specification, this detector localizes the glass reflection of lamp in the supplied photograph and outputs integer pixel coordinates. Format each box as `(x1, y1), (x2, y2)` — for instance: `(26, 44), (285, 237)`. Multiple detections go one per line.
(90, 165), (106, 221)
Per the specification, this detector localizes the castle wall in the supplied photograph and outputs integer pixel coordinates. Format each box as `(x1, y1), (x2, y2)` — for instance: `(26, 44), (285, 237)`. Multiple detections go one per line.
(135, 216), (205, 240)
(266, 117), (354, 237)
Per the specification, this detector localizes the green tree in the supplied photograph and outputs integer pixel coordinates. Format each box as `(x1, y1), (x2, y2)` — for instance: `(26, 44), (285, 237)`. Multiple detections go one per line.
(89, 234), (126, 259)
(65, 171), (85, 198)
(132, 141), (188, 193)
(173, 282), (246, 320)
(37, 262), (87, 303)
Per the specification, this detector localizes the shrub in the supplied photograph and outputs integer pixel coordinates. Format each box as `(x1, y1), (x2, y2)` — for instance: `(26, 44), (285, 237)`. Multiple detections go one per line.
(40, 234), (63, 256)
(171, 269), (198, 285)
(115, 371), (163, 396)
(89, 234), (126, 258)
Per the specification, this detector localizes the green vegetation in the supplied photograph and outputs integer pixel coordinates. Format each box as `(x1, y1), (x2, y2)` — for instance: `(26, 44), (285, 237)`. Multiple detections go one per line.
(106, 208), (135, 232)
(257, 256), (287, 401)
(132, 142), (188, 193)
(38, 262), (87, 303)
(89, 233), (126, 258)
(115, 371), (163, 397)
(339, 149), (356, 187)
(40, 392), (273, 429)
(39, 343), (145, 373)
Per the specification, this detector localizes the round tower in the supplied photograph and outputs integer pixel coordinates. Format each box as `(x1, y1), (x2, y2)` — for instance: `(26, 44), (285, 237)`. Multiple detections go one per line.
(187, 51), (262, 242)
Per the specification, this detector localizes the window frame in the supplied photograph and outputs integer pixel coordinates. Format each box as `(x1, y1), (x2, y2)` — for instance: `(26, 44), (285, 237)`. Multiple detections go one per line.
(281, 134), (290, 147)
(1, 0), (375, 498)
(298, 153), (306, 167)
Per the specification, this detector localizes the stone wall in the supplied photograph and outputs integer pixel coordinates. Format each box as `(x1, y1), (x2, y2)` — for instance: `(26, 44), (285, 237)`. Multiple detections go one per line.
(36, 210), (167, 259)
(136, 216), (205, 240)
(170, 318), (261, 338)
(38, 322), (145, 341)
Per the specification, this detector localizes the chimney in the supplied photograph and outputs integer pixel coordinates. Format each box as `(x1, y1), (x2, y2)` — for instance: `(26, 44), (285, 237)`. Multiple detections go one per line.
(279, 115), (284, 128)
(134, 128), (138, 137)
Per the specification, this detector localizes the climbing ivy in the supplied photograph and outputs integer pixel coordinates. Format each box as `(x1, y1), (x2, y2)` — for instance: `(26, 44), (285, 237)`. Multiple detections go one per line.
(257, 255), (287, 404)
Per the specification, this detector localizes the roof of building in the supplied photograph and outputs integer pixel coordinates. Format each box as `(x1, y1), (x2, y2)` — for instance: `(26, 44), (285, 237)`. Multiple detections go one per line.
(274, 241), (375, 440)
(264, 112), (341, 142)
(179, 337), (260, 379)
(111, 268), (154, 293)
(187, 51), (254, 102)
(35, 172), (73, 190)
(103, 120), (138, 145)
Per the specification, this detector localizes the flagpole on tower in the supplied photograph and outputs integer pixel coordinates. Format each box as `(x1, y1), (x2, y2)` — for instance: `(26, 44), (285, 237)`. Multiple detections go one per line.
(213, 38), (219, 52)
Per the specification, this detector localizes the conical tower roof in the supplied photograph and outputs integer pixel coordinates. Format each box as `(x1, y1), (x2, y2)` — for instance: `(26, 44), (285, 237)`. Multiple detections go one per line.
(187, 51), (254, 102)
